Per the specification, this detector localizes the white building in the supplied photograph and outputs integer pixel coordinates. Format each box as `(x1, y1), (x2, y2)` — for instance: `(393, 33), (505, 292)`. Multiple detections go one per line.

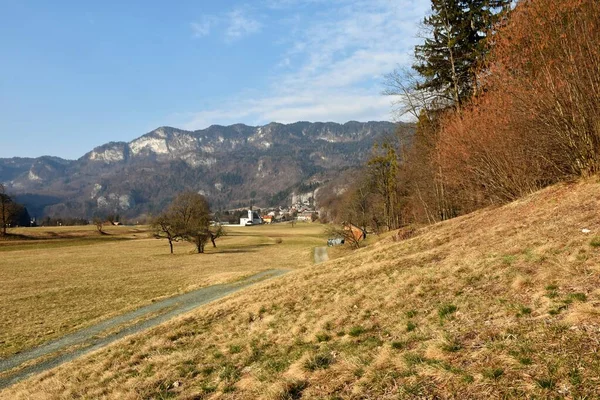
(240, 210), (263, 226)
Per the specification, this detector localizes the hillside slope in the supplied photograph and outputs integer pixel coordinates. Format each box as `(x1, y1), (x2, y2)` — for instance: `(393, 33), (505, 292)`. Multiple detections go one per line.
(4, 180), (600, 399)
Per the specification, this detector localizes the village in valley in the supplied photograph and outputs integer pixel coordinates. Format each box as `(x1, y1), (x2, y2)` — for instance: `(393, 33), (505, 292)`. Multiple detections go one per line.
(217, 190), (320, 226)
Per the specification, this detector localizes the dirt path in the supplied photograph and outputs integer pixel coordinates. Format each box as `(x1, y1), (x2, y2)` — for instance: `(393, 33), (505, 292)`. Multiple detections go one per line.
(0, 269), (288, 390)
(314, 246), (329, 264)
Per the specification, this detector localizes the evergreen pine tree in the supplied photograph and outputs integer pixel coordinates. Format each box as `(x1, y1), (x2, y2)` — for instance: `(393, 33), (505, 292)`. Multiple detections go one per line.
(413, 0), (511, 111)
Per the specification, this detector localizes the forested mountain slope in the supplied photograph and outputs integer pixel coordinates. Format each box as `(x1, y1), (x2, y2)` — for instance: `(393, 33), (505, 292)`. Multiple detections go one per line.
(0, 121), (404, 219)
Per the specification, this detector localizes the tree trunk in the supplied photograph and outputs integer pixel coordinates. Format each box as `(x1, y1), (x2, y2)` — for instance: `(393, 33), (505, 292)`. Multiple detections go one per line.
(168, 238), (173, 254)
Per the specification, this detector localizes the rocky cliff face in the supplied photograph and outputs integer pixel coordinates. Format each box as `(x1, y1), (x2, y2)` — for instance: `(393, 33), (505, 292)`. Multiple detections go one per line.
(0, 121), (410, 219)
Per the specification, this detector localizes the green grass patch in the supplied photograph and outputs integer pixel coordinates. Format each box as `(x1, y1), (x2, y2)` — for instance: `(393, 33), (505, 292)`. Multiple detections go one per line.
(518, 356), (532, 365)
(483, 368), (504, 380)
(391, 341), (405, 350)
(348, 325), (366, 337)
(303, 353), (334, 371)
(589, 237), (600, 248)
(403, 352), (426, 367)
(502, 255), (517, 265)
(441, 337), (462, 353)
(229, 344), (242, 354)
(535, 377), (555, 390)
(568, 292), (587, 302)
(518, 305), (532, 316)
(315, 332), (331, 342)
(278, 379), (308, 400)
(438, 304), (458, 319)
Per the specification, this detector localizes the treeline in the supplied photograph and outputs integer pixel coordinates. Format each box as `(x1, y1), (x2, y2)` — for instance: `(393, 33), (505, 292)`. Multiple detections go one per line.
(322, 0), (600, 232)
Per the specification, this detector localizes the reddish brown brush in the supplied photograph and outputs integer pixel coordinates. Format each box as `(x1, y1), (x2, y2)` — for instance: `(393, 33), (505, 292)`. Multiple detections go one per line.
(437, 0), (600, 207)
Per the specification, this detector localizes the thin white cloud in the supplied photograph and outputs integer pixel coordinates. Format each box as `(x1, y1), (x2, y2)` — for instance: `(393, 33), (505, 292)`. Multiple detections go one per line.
(180, 0), (430, 128)
(190, 19), (213, 38)
(225, 9), (263, 41)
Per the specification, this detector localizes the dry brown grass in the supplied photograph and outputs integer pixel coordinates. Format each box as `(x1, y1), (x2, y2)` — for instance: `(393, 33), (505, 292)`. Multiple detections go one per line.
(4, 179), (600, 398)
(0, 223), (325, 358)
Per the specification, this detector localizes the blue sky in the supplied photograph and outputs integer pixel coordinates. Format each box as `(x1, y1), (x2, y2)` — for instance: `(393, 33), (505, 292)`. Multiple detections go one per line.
(0, 0), (430, 159)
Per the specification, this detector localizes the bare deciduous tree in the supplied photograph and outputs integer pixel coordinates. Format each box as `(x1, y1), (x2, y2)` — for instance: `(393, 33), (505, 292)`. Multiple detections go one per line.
(152, 213), (180, 254)
(0, 184), (16, 236)
(153, 191), (225, 254)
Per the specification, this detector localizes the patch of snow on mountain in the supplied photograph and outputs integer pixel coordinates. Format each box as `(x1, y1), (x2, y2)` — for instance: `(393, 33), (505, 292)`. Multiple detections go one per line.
(256, 159), (267, 178)
(201, 145), (215, 153)
(180, 154), (216, 168)
(169, 133), (197, 154)
(97, 196), (108, 208)
(91, 183), (102, 199)
(154, 128), (167, 138)
(119, 195), (131, 210)
(214, 183), (223, 192)
(89, 148), (125, 163)
(129, 137), (169, 155)
(202, 157), (217, 167)
(28, 170), (42, 181)
(248, 127), (266, 143)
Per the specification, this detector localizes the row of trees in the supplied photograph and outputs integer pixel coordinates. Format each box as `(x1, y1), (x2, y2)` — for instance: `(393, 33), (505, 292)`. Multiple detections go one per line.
(152, 191), (224, 254)
(325, 0), (598, 233)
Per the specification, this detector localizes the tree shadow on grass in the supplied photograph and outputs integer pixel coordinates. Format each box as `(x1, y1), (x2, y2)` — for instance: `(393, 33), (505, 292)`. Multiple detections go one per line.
(212, 248), (259, 254)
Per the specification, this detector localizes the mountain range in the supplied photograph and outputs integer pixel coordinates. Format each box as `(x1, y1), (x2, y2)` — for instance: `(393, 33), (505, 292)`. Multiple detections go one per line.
(0, 121), (409, 220)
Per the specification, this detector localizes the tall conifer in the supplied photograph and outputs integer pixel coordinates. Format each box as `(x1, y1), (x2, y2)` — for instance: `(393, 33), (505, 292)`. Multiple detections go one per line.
(413, 0), (511, 111)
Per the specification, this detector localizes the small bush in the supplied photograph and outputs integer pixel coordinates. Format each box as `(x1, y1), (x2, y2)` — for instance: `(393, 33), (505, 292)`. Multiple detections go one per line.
(406, 321), (417, 332)
(438, 304), (458, 319)
(303, 353), (334, 371)
(405, 310), (418, 318)
(275, 237), (283, 244)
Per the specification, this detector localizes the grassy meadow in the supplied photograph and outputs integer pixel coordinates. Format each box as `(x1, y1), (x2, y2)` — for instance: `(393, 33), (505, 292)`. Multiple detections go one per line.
(3, 179), (600, 399)
(0, 222), (326, 359)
